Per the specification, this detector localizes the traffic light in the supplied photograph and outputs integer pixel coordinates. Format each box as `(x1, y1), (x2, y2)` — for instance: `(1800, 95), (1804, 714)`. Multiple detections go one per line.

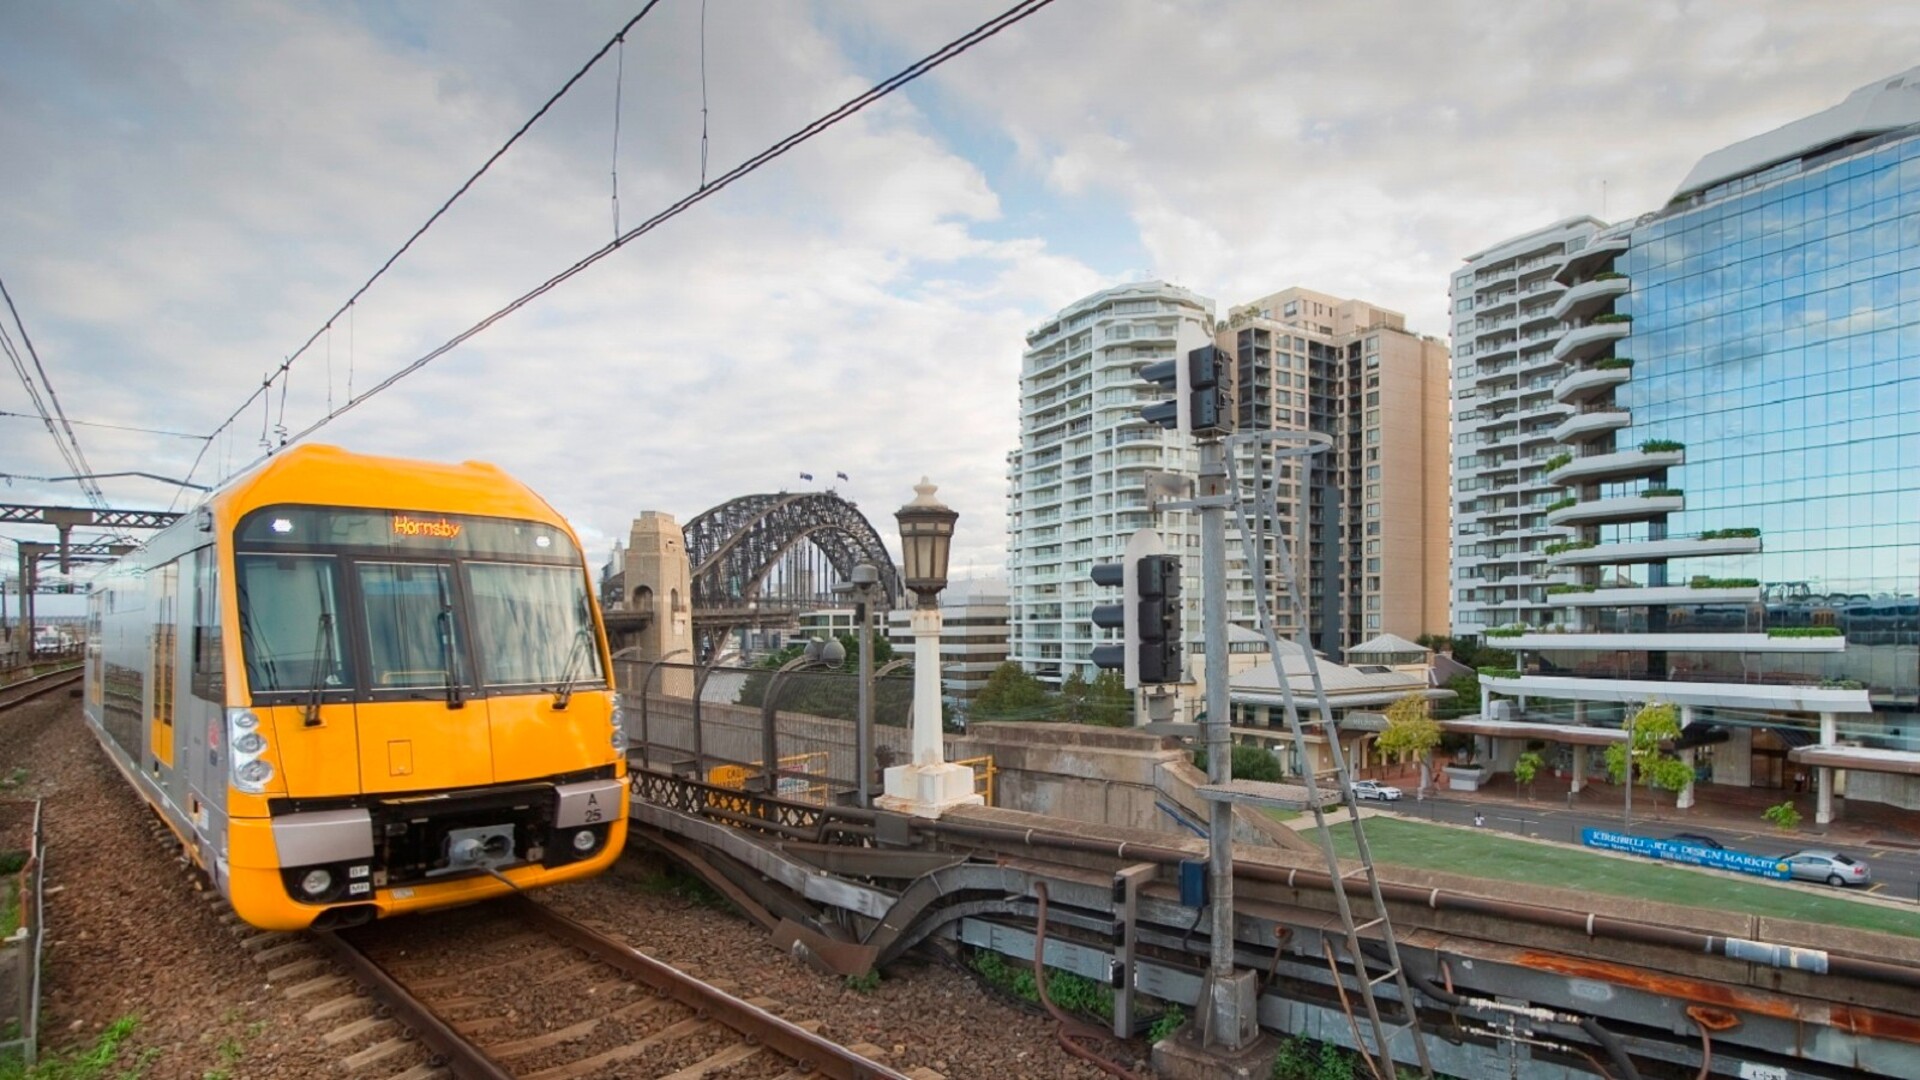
(1136, 346), (1232, 436)
(1089, 529), (1184, 689)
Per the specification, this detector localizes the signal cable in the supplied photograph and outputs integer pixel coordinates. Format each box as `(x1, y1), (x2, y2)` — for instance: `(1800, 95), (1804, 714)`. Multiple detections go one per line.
(270, 0), (1060, 453)
(174, 0), (668, 498)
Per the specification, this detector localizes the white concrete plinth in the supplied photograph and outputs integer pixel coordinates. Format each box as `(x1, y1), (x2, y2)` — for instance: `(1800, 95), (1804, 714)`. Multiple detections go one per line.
(876, 762), (982, 818)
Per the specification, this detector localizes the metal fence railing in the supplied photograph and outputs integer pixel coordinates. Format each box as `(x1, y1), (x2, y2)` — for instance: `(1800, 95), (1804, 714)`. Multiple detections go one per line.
(618, 658), (950, 802)
(0, 798), (46, 1066)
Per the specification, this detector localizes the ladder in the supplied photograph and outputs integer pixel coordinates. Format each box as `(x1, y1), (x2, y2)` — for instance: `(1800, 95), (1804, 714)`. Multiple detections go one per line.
(1222, 429), (1432, 1079)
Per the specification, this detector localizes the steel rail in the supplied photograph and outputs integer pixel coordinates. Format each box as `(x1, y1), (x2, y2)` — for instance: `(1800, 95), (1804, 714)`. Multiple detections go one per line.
(0, 666), (82, 713)
(510, 894), (915, 1080)
(311, 930), (516, 1080)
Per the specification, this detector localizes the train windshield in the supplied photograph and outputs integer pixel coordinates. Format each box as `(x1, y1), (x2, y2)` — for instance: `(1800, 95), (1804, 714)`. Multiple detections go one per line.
(235, 555), (357, 693)
(358, 562), (470, 691)
(464, 563), (603, 689)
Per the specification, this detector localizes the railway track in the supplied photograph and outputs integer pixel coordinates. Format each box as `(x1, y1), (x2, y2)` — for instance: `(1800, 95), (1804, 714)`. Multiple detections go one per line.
(289, 893), (919, 1080)
(0, 665), (81, 714)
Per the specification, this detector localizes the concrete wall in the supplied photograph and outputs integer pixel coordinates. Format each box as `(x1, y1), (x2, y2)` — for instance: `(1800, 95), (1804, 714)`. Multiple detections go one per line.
(1844, 769), (1920, 811)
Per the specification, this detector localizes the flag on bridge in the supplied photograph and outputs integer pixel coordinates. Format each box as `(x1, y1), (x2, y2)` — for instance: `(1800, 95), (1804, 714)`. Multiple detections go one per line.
(835, 471), (850, 481)
(799, 472), (813, 481)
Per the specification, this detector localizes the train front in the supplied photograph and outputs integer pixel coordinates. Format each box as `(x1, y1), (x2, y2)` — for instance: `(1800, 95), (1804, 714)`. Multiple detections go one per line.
(219, 503), (628, 930)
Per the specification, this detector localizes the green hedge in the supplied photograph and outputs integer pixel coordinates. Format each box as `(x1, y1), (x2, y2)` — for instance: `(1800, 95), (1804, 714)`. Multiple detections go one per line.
(1543, 540), (1596, 556)
(1690, 576), (1760, 589)
(1699, 527), (1760, 539)
(1479, 667), (1521, 680)
(1639, 438), (1684, 452)
(1592, 312), (1634, 324)
(1766, 626), (1842, 638)
(1545, 496), (1577, 512)
(1593, 270), (1627, 281)
(1642, 487), (1683, 498)
(1594, 357), (1635, 370)
(1546, 584), (1597, 595)
(1484, 626), (1529, 638)
(1542, 452), (1572, 473)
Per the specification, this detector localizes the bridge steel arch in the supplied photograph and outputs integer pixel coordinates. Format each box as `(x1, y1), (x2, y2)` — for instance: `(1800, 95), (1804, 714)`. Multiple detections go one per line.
(683, 492), (902, 660)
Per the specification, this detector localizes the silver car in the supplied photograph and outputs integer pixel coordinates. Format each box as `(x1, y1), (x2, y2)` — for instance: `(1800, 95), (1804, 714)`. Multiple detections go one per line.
(1351, 780), (1402, 801)
(1782, 850), (1871, 887)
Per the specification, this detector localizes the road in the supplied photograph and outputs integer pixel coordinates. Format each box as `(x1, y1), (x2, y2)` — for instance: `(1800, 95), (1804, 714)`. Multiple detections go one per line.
(1362, 793), (1920, 901)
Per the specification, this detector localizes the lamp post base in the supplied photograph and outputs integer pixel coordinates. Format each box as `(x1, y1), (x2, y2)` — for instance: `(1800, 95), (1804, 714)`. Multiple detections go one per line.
(876, 762), (983, 818)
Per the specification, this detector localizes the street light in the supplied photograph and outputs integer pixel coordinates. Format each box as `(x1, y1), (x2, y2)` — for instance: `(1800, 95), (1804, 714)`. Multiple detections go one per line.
(877, 478), (982, 818)
(760, 636), (846, 795)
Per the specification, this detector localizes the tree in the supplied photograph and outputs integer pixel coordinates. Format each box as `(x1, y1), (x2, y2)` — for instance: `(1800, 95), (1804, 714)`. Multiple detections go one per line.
(1084, 671), (1133, 727)
(1375, 692), (1441, 798)
(1513, 750), (1544, 799)
(1435, 673), (1481, 720)
(972, 661), (1054, 720)
(1604, 702), (1694, 808)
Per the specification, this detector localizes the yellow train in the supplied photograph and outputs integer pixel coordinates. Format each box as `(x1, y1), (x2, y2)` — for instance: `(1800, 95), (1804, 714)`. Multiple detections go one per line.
(84, 445), (628, 930)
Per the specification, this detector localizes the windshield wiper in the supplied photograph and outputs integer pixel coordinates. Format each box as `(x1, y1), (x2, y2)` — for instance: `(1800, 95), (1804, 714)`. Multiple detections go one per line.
(550, 628), (592, 709)
(303, 610), (335, 728)
(437, 607), (465, 710)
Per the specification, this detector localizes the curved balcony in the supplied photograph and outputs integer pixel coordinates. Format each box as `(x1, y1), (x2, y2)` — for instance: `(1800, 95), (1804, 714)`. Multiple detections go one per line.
(1552, 584), (1760, 607)
(1550, 408), (1630, 443)
(1478, 673), (1871, 715)
(1553, 234), (1629, 285)
(1550, 320), (1632, 365)
(1546, 534), (1760, 566)
(1551, 364), (1633, 404)
(1545, 493), (1683, 527)
(1546, 447), (1683, 485)
(1550, 276), (1630, 322)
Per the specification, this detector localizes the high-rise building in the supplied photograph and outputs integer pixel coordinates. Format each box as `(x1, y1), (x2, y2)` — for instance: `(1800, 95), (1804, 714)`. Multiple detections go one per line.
(1007, 281), (1450, 686)
(1484, 68), (1920, 816)
(1222, 288), (1451, 655)
(1447, 218), (1609, 636)
(1006, 282), (1212, 685)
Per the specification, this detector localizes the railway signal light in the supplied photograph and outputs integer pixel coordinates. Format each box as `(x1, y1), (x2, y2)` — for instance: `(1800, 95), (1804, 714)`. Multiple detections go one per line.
(1089, 529), (1183, 689)
(1136, 346), (1233, 437)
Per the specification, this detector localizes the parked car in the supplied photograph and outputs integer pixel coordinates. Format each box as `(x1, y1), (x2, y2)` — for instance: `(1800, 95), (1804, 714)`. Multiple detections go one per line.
(1351, 780), (1402, 801)
(1667, 833), (1724, 850)
(1782, 850), (1871, 887)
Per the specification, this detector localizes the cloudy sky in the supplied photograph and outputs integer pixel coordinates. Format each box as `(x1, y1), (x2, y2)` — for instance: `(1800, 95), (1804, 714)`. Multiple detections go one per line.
(5, 0), (1920, 591)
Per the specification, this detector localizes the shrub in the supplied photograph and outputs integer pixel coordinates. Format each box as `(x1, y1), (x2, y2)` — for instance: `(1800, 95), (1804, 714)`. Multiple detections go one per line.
(1546, 584), (1596, 595)
(1542, 452), (1573, 473)
(1642, 486), (1683, 498)
(1190, 744), (1283, 783)
(1819, 678), (1867, 690)
(1640, 438), (1684, 452)
(1689, 576), (1760, 589)
(1766, 626), (1842, 638)
(1146, 1007), (1185, 1044)
(1594, 357), (1635, 370)
(1545, 496), (1577, 512)
(1543, 540), (1596, 556)
(1479, 667), (1521, 680)
(1593, 270), (1627, 281)
(1592, 312), (1633, 324)
(1764, 801), (1802, 831)
(1698, 527), (1761, 539)
(1484, 625), (1529, 638)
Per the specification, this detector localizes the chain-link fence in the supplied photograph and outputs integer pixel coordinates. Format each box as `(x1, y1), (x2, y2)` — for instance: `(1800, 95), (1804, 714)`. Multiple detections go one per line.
(618, 659), (928, 802)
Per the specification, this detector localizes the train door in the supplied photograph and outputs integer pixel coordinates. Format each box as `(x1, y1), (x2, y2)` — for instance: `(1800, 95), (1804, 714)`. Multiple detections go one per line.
(184, 547), (227, 832)
(147, 562), (178, 781)
(352, 560), (490, 792)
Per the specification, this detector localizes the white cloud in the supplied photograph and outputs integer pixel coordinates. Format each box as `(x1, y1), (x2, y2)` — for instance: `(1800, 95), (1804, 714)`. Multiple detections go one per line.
(4, 0), (1920, 593)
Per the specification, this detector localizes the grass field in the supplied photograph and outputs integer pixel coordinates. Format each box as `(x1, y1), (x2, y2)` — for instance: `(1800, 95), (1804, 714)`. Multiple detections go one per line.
(1315, 816), (1920, 939)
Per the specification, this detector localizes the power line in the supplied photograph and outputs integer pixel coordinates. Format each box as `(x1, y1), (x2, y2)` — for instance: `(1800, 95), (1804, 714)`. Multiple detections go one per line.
(0, 409), (208, 440)
(0, 275), (108, 511)
(176, 0), (669, 500)
(271, 0), (1060, 454)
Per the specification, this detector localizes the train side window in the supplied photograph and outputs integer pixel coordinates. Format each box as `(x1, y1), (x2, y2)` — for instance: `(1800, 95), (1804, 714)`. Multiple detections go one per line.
(191, 547), (225, 702)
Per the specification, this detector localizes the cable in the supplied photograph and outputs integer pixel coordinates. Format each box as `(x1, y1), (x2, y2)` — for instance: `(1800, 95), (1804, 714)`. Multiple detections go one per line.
(270, 0), (1060, 455)
(0, 410), (208, 440)
(173, 0), (669, 498)
(0, 275), (107, 510)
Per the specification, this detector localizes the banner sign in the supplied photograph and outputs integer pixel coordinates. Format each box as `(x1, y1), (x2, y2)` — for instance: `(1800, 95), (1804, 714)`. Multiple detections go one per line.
(1582, 828), (1791, 880)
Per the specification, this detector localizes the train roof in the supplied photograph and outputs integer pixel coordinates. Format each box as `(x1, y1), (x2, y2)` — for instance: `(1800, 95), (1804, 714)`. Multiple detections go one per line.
(208, 444), (564, 526)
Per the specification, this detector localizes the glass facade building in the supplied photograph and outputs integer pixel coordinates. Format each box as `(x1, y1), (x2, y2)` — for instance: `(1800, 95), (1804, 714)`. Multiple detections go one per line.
(1480, 71), (1920, 815)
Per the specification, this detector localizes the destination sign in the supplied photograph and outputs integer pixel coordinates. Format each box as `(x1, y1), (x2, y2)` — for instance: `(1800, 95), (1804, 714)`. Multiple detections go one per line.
(1582, 828), (1790, 880)
(238, 506), (575, 561)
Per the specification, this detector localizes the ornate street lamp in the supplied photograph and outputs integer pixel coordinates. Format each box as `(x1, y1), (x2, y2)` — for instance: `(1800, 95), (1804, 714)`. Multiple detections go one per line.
(877, 478), (982, 818)
(896, 479), (959, 607)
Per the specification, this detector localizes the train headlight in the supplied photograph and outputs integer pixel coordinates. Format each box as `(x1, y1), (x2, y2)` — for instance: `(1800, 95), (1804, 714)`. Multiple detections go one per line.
(609, 705), (630, 753)
(299, 868), (333, 897)
(227, 708), (276, 794)
(571, 828), (599, 854)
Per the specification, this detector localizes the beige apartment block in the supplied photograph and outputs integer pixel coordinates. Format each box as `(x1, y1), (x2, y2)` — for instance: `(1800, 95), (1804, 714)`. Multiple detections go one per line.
(1220, 288), (1450, 656)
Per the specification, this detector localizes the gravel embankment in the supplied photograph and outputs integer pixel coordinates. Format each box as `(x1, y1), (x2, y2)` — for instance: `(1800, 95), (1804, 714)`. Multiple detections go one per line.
(6, 699), (1146, 1079)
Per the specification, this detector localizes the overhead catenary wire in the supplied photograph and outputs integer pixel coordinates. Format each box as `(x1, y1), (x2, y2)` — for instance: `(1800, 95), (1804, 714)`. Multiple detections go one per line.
(173, 0), (669, 500)
(270, 0), (1061, 454)
(0, 410), (208, 440)
(0, 275), (108, 510)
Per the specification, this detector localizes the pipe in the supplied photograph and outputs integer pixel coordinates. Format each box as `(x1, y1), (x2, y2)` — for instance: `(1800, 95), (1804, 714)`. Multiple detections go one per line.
(1404, 961), (1640, 1080)
(1321, 939), (1384, 1080)
(1031, 882), (1147, 1080)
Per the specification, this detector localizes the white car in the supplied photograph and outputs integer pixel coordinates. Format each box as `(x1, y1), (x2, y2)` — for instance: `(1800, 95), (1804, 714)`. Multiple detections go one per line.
(1351, 780), (1402, 801)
